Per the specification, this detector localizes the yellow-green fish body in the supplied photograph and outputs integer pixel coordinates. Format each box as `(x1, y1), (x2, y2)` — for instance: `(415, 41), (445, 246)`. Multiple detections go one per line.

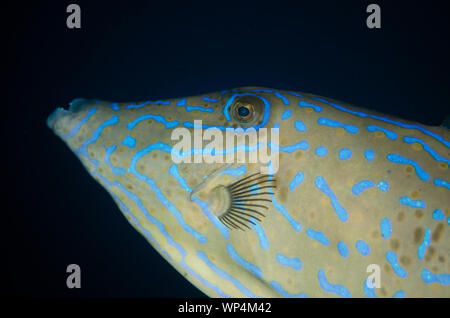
(47, 87), (449, 297)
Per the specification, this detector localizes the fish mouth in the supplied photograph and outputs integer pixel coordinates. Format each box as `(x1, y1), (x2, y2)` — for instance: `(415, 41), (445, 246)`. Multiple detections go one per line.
(46, 98), (90, 135)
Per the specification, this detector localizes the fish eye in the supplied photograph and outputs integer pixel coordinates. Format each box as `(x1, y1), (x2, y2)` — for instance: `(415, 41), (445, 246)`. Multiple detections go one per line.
(230, 95), (264, 125)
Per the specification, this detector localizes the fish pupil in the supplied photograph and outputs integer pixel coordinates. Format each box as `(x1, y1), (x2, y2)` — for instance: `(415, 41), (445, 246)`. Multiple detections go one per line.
(238, 106), (250, 117)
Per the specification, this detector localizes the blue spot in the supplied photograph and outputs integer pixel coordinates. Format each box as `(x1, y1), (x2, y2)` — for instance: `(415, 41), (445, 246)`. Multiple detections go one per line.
(432, 209), (445, 221)
(276, 254), (302, 271)
(281, 110), (292, 120)
(363, 278), (377, 298)
(318, 117), (359, 134)
(421, 269), (450, 285)
(386, 154), (430, 181)
(355, 240), (370, 256)
(310, 96), (450, 148)
(121, 136), (136, 148)
(339, 149), (352, 160)
(364, 149), (375, 161)
(399, 196), (426, 208)
(227, 243), (262, 278)
(386, 251), (407, 278)
(352, 180), (375, 195)
(127, 114), (179, 129)
(434, 178), (450, 190)
(273, 122), (280, 128)
(377, 181), (389, 192)
(367, 125), (397, 140)
(392, 290), (405, 298)
(176, 98), (186, 106)
(380, 218), (392, 239)
(306, 228), (330, 246)
(294, 120), (306, 132)
(403, 136), (450, 165)
(202, 96), (219, 102)
(270, 281), (307, 298)
(318, 269), (352, 298)
(110, 102), (120, 111)
(337, 241), (349, 258)
(417, 228), (431, 260)
(197, 251), (257, 297)
(289, 172), (305, 191)
(314, 176), (348, 222)
(220, 165), (247, 177)
(315, 146), (328, 157)
(299, 100), (322, 112)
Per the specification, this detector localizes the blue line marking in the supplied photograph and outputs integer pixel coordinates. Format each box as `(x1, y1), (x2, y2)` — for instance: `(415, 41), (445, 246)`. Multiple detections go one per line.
(271, 141), (309, 153)
(386, 251), (407, 278)
(121, 136), (136, 148)
(386, 154), (430, 181)
(352, 180), (375, 195)
(251, 89), (290, 105)
(104, 145), (126, 175)
(276, 254), (302, 271)
(127, 114), (179, 129)
(310, 96), (450, 148)
(197, 251), (258, 297)
(315, 146), (328, 157)
(337, 241), (349, 258)
(270, 281), (307, 298)
(377, 181), (389, 192)
(227, 243), (263, 278)
(169, 164), (192, 193)
(367, 125), (397, 140)
(318, 269), (352, 298)
(192, 196), (229, 240)
(281, 110), (292, 120)
(314, 176), (348, 222)
(417, 228), (431, 260)
(60, 107), (97, 139)
(318, 117), (359, 134)
(299, 100), (322, 112)
(399, 196), (426, 208)
(432, 209), (445, 221)
(364, 149), (375, 161)
(176, 98), (186, 106)
(288, 91), (304, 98)
(421, 269), (450, 285)
(380, 218), (392, 239)
(306, 228), (330, 246)
(289, 172), (305, 191)
(294, 120), (306, 132)
(220, 165), (247, 177)
(355, 240), (370, 256)
(434, 178), (450, 190)
(125, 100), (170, 109)
(364, 278), (377, 298)
(403, 136), (450, 165)
(250, 219), (269, 250)
(202, 96), (219, 102)
(392, 290), (405, 298)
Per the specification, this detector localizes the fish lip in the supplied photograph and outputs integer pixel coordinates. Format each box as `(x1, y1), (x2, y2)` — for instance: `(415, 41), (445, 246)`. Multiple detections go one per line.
(46, 98), (89, 132)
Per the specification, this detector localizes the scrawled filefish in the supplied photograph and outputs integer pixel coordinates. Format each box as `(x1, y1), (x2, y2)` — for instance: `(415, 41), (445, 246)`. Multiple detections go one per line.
(47, 87), (450, 297)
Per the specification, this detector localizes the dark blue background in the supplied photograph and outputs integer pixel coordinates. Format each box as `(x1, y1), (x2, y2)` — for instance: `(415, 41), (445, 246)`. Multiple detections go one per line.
(7, 0), (449, 297)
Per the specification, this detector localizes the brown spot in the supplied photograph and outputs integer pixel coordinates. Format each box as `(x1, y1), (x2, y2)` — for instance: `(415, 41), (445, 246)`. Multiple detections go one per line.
(151, 152), (158, 159)
(432, 266), (439, 272)
(410, 190), (420, 199)
(432, 223), (445, 243)
(384, 263), (391, 273)
(399, 255), (412, 267)
(374, 130), (385, 138)
(411, 142), (422, 151)
(126, 184), (133, 190)
(371, 229), (380, 239)
(294, 150), (303, 160)
(405, 165), (414, 174)
(98, 167), (103, 174)
(279, 186), (288, 203)
(438, 162), (448, 170)
(425, 246), (436, 262)
(445, 208), (450, 217)
(415, 209), (424, 219)
(138, 164), (146, 172)
(413, 227), (424, 244)
(438, 255), (445, 263)
(336, 127), (345, 136)
(397, 211), (406, 222)
(390, 238), (400, 251)
(164, 155), (170, 161)
(380, 287), (388, 296)
(89, 151), (95, 158)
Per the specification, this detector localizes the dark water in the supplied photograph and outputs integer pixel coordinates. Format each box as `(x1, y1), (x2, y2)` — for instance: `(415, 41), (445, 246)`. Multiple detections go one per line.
(7, 1), (449, 297)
